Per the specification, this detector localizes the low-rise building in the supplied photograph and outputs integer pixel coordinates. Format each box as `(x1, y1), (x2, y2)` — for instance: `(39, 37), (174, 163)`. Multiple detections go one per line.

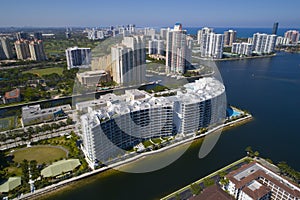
(41, 159), (81, 178)
(224, 161), (300, 200)
(3, 88), (21, 104)
(76, 70), (111, 86)
(0, 177), (21, 193)
(21, 104), (71, 126)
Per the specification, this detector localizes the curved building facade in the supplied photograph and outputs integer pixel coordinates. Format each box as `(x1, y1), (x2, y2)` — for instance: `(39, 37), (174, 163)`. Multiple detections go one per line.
(80, 77), (226, 167)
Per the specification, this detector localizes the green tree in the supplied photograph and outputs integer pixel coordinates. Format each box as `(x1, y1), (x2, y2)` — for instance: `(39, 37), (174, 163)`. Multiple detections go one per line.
(203, 177), (215, 188)
(190, 183), (202, 195)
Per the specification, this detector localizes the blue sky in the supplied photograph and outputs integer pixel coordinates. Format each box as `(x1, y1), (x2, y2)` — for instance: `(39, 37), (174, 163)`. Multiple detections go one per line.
(1, 0), (299, 28)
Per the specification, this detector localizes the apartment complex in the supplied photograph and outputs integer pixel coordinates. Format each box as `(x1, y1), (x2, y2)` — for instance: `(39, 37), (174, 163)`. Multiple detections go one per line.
(76, 70), (111, 86)
(29, 40), (47, 61)
(80, 77), (226, 168)
(200, 32), (224, 59)
(111, 35), (146, 85)
(224, 162), (300, 200)
(66, 47), (91, 69)
(224, 30), (237, 47)
(0, 37), (14, 59)
(252, 33), (277, 54)
(284, 30), (299, 44)
(231, 43), (253, 56)
(15, 40), (31, 60)
(148, 39), (165, 55)
(21, 104), (71, 126)
(15, 39), (47, 61)
(166, 23), (192, 74)
(197, 27), (213, 45)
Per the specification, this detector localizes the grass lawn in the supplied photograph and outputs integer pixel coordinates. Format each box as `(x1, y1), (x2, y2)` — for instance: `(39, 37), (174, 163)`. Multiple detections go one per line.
(142, 140), (153, 148)
(23, 67), (64, 76)
(0, 116), (17, 131)
(151, 137), (162, 144)
(13, 146), (68, 164)
(6, 166), (22, 177)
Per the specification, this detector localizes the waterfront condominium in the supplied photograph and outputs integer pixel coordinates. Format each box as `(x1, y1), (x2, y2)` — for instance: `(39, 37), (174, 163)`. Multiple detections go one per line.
(165, 23), (193, 74)
(66, 47), (91, 70)
(284, 30), (299, 44)
(200, 32), (225, 59)
(148, 39), (165, 55)
(197, 27), (213, 45)
(29, 40), (47, 61)
(80, 77), (226, 168)
(252, 33), (277, 54)
(224, 30), (237, 47)
(231, 43), (253, 56)
(111, 35), (146, 85)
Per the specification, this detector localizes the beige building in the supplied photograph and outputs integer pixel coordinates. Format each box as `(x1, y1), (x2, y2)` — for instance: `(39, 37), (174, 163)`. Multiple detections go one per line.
(29, 40), (47, 61)
(76, 70), (111, 86)
(15, 40), (30, 60)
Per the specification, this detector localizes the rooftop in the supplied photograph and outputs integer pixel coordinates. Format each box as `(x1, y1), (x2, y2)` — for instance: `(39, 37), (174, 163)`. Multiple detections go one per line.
(4, 88), (20, 99)
(77, 70), (108, 77)
(189, 185), (233, 200)
(0, 177), (21, 193)
(41, 159), (81, 178)
(79, 77), (225, 126)
(226, 161), (300, 198)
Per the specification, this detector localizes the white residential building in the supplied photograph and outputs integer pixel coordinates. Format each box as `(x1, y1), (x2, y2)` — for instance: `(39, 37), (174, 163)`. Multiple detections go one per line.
(231, 43), (253, 56)
(148, 39), (165, 55)
(66, 47), (91, 69)
(111, 35), (146, 85)
(252, 33), (277, 54)
(165, 23), (192, 74)
(276, 36), (290, 46)
(200, 32), (224, 59)
(80, 77), (226, 168)
(197, 27), (213, 45)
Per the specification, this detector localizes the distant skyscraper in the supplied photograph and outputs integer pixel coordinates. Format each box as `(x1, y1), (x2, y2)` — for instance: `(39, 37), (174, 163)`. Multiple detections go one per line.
(197, 27), (213, 45)
(272, 22), (279, 35)
(29, 40), (47, 61)
(284, 30), (299, 44)
(160, 28), (168, 40)
(0, 37), (14, 59)
(165, 23), (192, 74)
(200, 32), (224, 59)
(148, 40), (165, 55)
(224, 30), (237, 47)
(252, 33), (277, 54)
(66, 47), (91, 69)
(15, 40), (31, 60)
(16, 32), (29, 40)
(65, 28), (71, 39)
(34, 32), (43, 40)
(111, 35), (146, 85)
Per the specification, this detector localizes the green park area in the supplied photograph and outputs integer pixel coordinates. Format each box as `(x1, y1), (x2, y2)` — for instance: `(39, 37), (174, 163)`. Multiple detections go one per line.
(22, 67), (64, 76)
(12, 146), (68, 164)
(0, 116), (18, 131)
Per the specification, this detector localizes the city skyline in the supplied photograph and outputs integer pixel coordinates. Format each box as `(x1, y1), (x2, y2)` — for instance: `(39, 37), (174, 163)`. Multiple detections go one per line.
(1, 0), (300, 28)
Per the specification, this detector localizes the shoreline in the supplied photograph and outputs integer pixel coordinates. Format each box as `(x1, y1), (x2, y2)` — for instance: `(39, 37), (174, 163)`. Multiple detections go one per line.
(213, 54), (276, 61)
(16, 114), (253, 200)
